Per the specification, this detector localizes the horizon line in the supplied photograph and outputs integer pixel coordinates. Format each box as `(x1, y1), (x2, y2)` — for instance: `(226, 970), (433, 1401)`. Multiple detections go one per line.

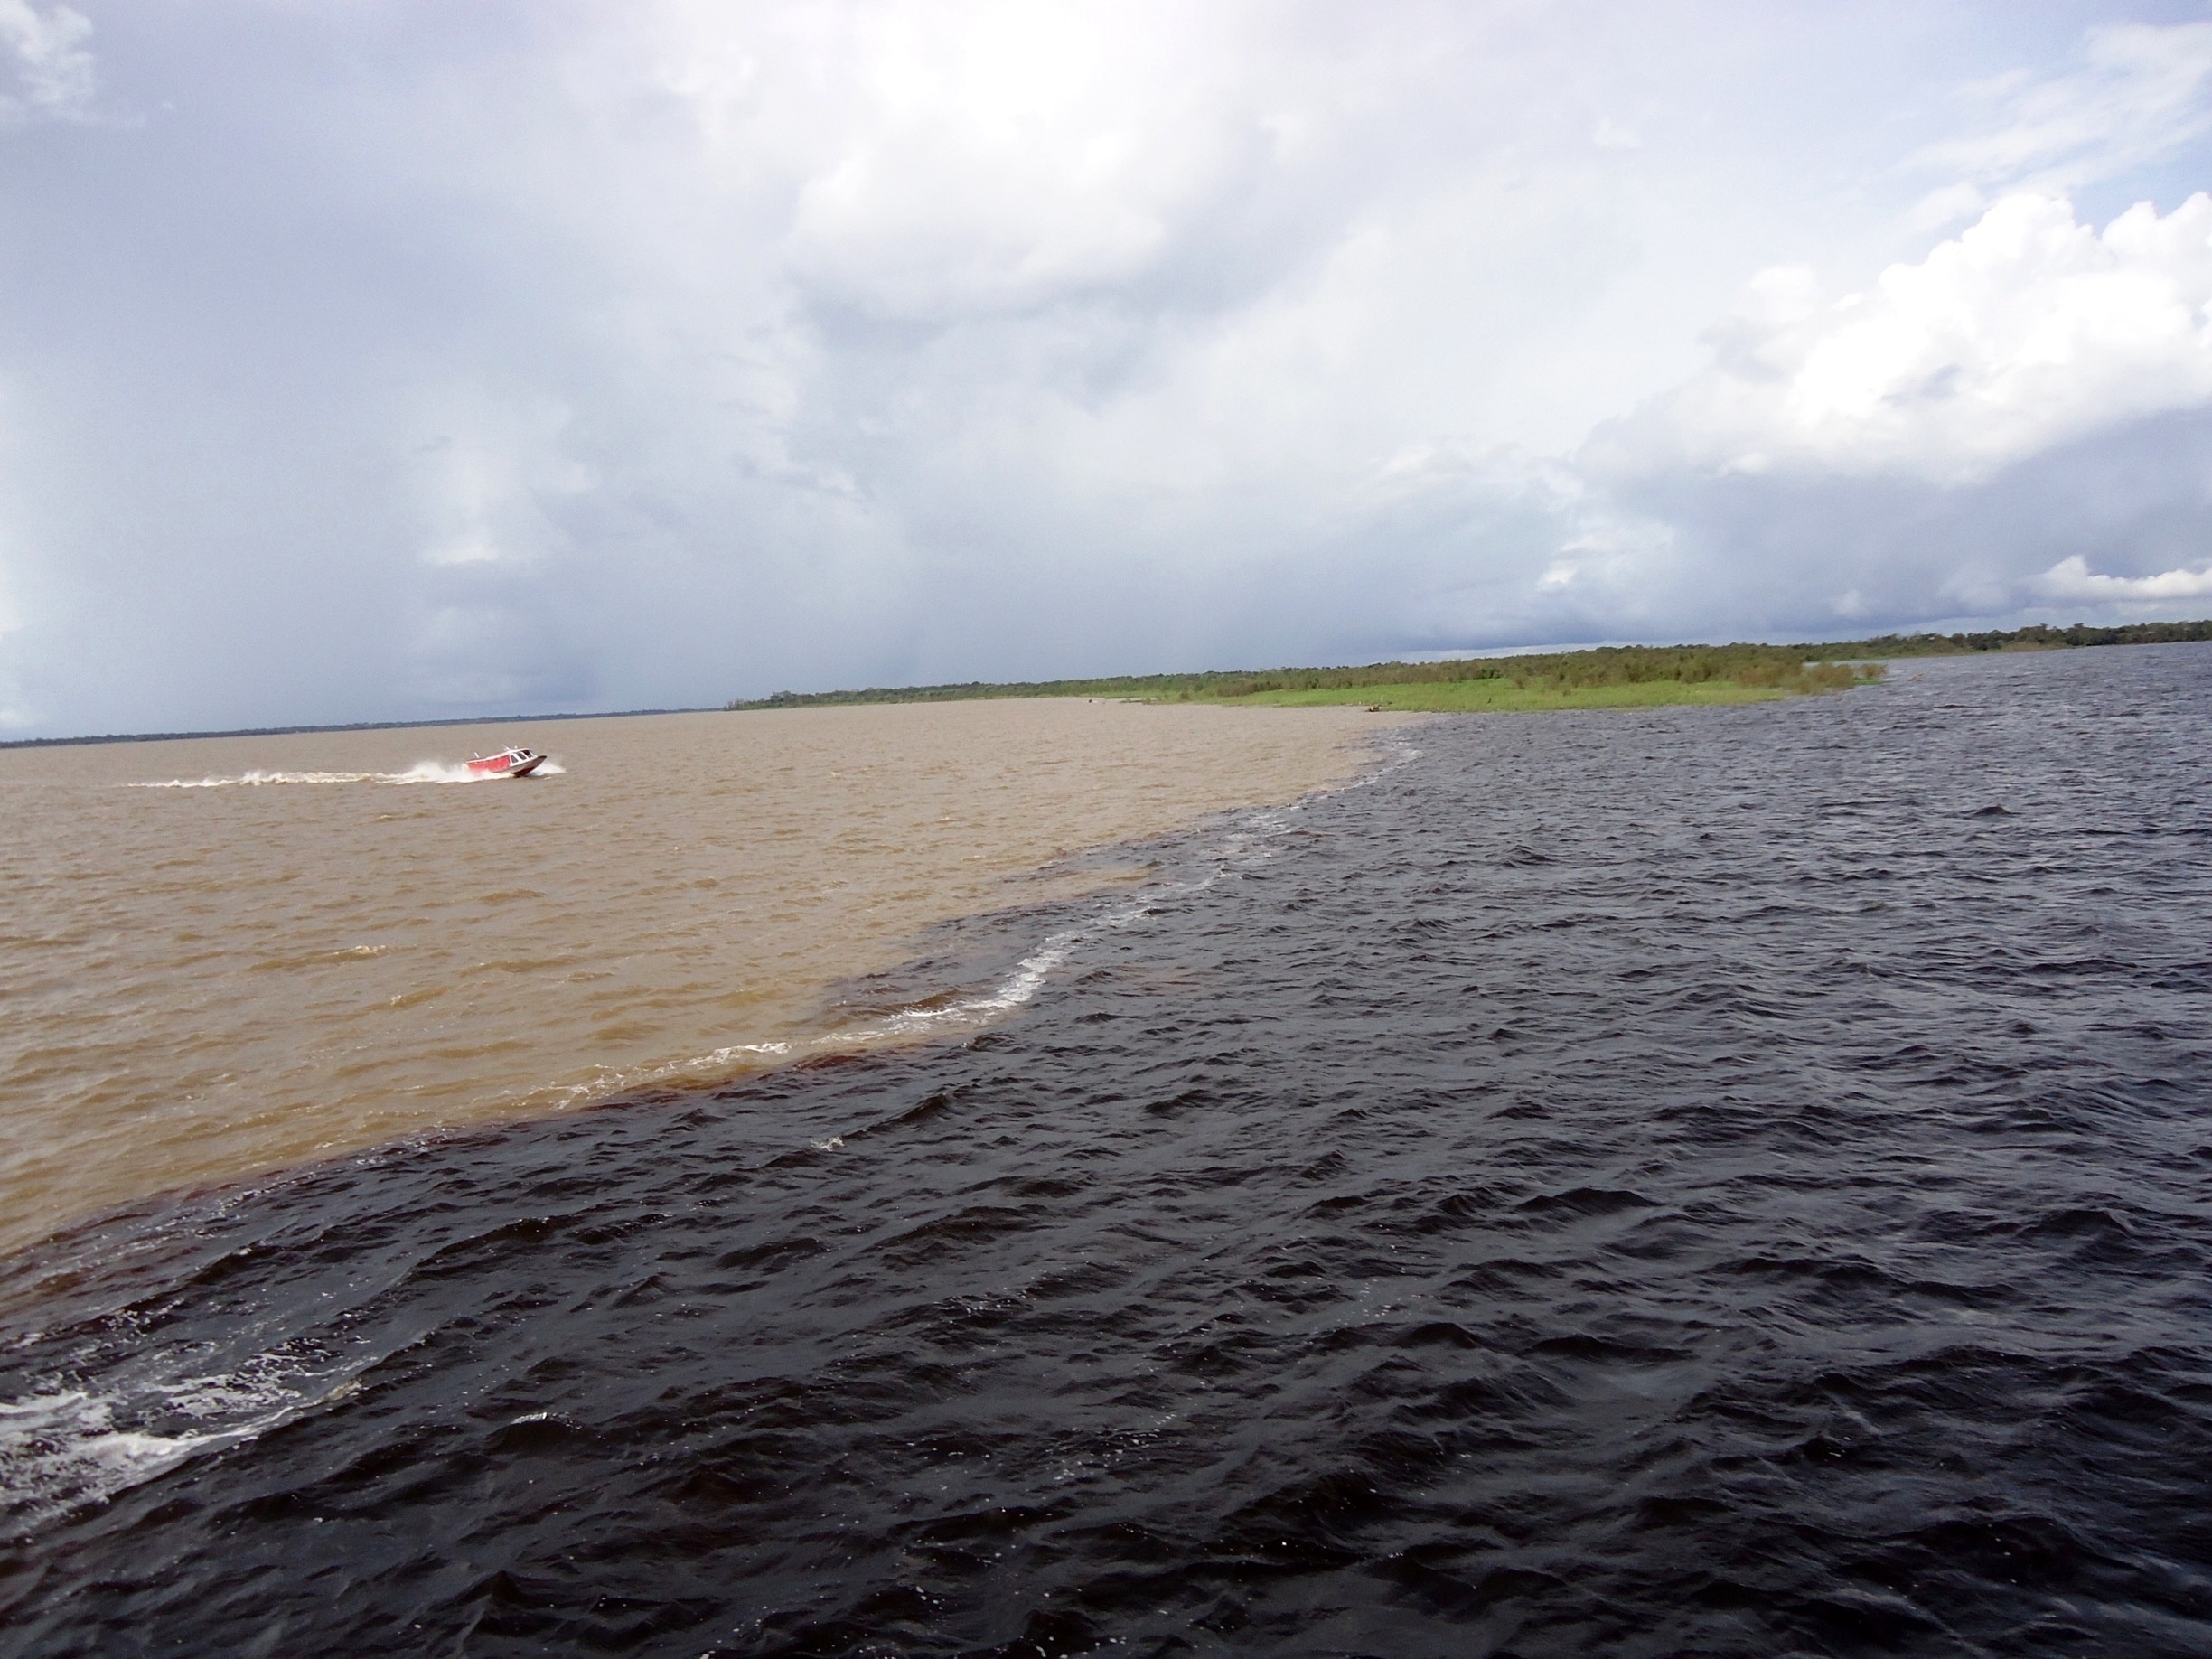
(12, 617), (2207, 748)
(0, 705), (721, 753)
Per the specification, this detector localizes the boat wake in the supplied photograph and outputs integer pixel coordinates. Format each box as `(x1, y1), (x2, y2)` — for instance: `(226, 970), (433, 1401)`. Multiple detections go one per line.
(4, 736), (1408, 1536)
(130, 760), (564, 789)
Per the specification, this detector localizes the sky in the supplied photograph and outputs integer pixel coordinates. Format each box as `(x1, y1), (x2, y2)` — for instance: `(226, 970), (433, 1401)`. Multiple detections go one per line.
(5, 2), (2212, 736)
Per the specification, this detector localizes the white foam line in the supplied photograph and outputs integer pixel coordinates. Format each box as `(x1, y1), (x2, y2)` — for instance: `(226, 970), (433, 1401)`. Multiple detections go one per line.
(781, 739), (1423, 1067)
(0, 1350), (359, 1540)
(3, 745), (1426, 1532)
(357, 732), (1418, 1135)
(0, 1390), (230, 1533)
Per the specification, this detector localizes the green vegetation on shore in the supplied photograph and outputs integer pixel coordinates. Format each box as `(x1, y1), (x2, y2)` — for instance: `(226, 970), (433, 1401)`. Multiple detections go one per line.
(729, 643), (1880, 715)
(727, 615), (2212, 715)
(1798, 619), (2212, 657)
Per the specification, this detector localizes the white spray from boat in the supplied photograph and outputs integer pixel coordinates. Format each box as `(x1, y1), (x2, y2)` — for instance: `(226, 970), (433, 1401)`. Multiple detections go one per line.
(129, 759), (564, 789)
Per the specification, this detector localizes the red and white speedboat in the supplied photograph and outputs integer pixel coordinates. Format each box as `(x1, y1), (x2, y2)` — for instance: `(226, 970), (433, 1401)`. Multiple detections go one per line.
(466, 745), (547, 778)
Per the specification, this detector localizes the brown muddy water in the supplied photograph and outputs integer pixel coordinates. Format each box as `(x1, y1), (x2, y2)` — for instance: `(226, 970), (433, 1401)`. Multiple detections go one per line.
(0, 699), (1387, 1259)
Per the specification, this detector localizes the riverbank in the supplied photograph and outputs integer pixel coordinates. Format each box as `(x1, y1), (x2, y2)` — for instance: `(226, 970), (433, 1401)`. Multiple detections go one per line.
(1217, 677), (1803, 711)
(731, 642), (1881, 713)
(1800, 618), (2212, 658)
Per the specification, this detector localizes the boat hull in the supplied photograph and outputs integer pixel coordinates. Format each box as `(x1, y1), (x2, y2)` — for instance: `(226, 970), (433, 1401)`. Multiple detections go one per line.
(466, 749), (546, 778)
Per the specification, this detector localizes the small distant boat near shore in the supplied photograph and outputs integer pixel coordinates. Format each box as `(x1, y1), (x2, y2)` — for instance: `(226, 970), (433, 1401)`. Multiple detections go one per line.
(466, 746), (547, 778)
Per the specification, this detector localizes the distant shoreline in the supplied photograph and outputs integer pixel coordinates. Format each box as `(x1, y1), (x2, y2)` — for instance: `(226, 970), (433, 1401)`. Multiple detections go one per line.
(0, 705), (718, 753)
(9, 620), (2205, 747)
(730, 642), (1881, 714)
(724, 622), (2210, 716)
(1802, 619), (2212, 658)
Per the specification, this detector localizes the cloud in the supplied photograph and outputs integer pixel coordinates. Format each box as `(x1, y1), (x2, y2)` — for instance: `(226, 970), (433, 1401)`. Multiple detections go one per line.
(2033, 553), (2212, 604)
(774, 7), (1243, 322)
(5, 5), (2212, 736)
(1566, 404), (2212, 642)
(1915, 23), (2212, 196)
(406, 392), (594, 571)
(1596, 192), (2212, 486)
(1907, 182), (1986, 233)
(0, 555), (25, 730)
(608, 0), (1381, 332)
(0, 0), (93, 125)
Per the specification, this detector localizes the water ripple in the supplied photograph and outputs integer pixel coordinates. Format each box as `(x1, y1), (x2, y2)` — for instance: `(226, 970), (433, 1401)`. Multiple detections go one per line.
(3, 646), (2210, 1654)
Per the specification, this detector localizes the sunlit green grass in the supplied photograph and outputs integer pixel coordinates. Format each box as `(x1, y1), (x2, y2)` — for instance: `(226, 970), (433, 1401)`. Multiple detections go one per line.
(1205, 679), (1795, 712)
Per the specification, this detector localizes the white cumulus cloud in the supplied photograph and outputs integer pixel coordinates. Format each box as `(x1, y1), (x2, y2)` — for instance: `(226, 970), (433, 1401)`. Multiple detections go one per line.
(1606, 192), (2212, 486)
(2033, 554), (2212, 604)
(0, 0), (92, 125)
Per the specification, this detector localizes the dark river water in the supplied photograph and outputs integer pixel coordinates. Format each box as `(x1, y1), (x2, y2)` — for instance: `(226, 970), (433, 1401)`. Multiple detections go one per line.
(5, 645), (2210, 1656)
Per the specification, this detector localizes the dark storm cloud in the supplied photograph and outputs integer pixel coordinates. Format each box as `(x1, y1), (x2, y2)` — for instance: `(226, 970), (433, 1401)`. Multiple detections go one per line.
(1584, 408), (2212, 640)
